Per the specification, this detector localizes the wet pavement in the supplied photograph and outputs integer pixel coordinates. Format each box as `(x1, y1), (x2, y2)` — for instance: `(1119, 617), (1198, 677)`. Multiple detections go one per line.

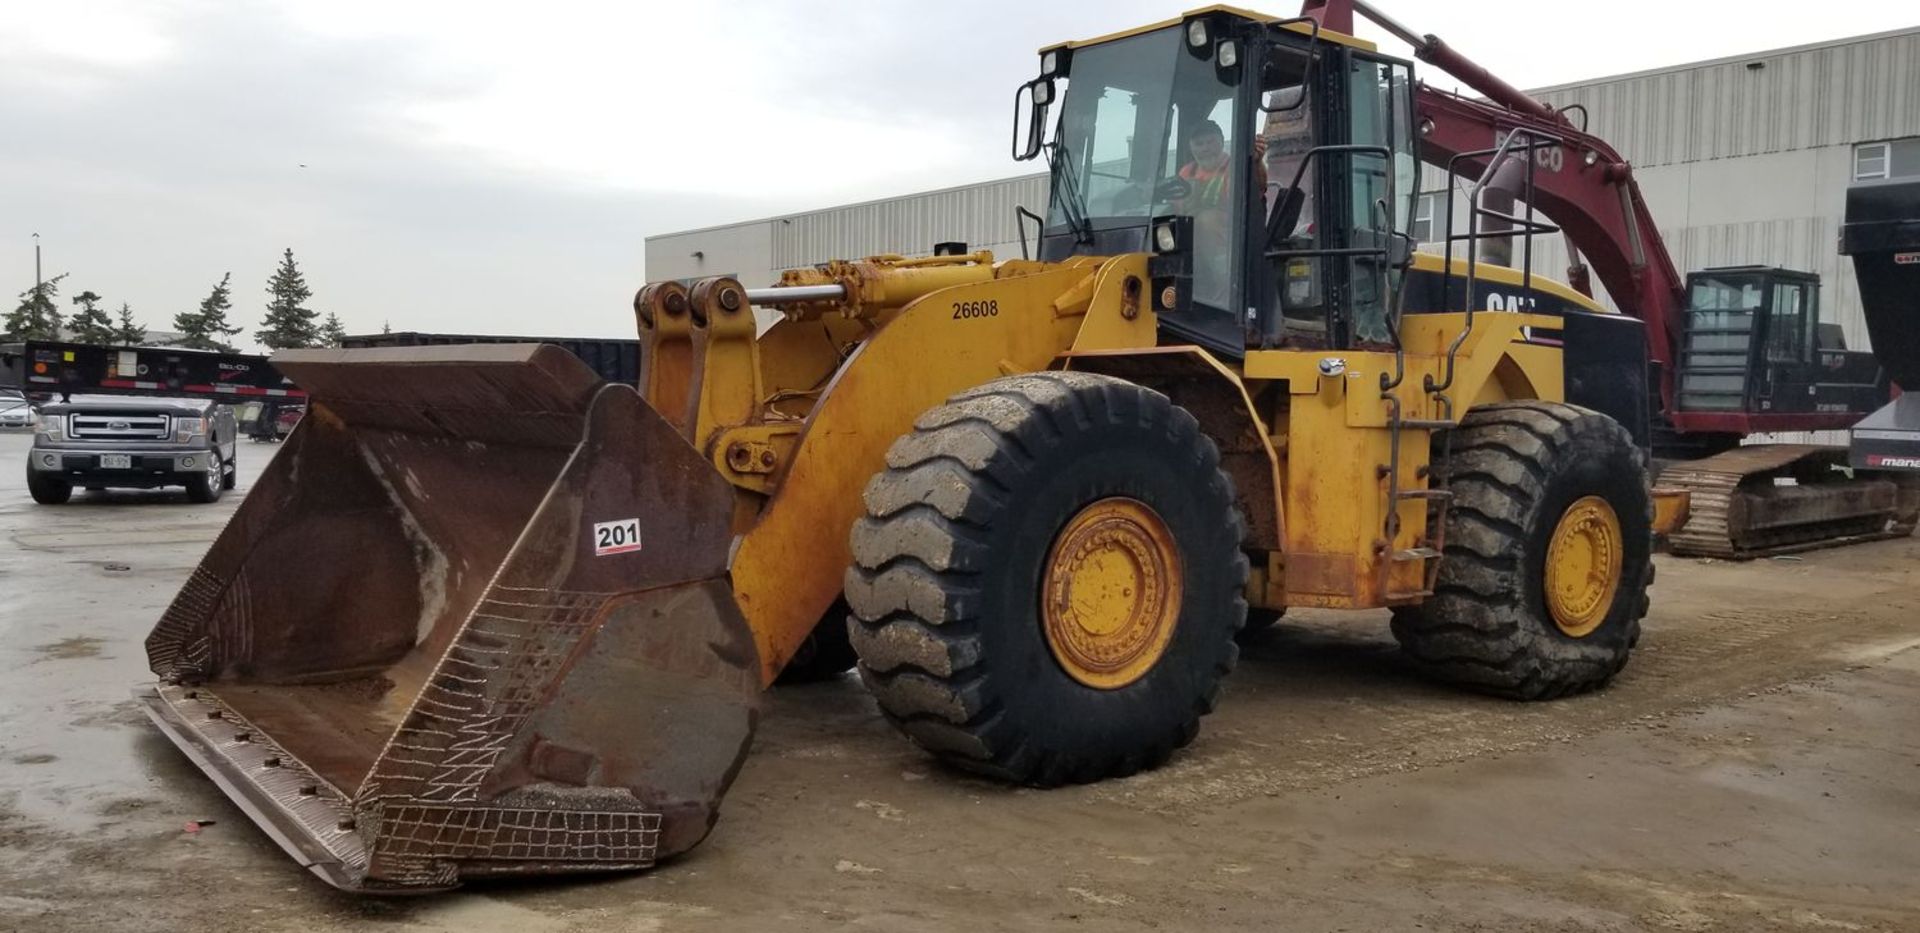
(3, 428), (1920, 932)
(1, 432), (274, 836)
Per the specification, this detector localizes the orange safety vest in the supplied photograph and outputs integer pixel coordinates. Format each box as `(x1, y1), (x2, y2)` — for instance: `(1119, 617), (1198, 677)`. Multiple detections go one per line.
(1179, 160), (1231, 210)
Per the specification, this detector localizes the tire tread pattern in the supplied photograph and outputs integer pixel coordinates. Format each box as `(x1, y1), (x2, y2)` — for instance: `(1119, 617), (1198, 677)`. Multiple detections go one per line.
(1390, 401), (1653, 700)
(846, 372), (1246, 786)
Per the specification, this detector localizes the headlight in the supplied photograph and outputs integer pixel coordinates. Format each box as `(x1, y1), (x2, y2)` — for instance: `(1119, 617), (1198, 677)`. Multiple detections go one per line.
(37, 412), (63, 439)
(1217, 40), (1238, 68)
(1186, 19), (1209, 48)
(1040, 50), (1059, 77)
(1153, 221), (1179, 253)
(174, 415), (208, 442)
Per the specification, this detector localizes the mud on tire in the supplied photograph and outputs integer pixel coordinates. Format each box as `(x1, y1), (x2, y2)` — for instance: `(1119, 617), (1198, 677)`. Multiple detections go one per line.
(1390, 401), (1653, 700)
(844, 371), (1248, 786)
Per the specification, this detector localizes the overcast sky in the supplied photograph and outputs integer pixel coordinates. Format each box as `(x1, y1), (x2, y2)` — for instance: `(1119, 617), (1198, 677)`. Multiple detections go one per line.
(4, 1), (1914, 348)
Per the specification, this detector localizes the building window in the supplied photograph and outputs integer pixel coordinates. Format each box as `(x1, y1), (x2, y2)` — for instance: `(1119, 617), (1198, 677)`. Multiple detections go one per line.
(1855, 143), (1890, 180)
(1855, 138), (1920, 181)
(1411, 192), (1439, 243)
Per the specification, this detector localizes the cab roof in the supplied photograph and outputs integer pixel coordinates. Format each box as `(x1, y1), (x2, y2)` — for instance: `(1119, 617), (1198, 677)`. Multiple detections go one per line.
(1043, 5), (1377, 55)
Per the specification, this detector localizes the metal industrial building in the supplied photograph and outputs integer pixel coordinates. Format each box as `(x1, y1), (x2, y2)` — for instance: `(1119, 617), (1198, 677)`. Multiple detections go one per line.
(647, 26), (1920, 347)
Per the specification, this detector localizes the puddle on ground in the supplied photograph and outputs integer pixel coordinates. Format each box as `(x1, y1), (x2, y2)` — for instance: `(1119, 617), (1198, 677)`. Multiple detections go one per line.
(33, 637), (104, 660)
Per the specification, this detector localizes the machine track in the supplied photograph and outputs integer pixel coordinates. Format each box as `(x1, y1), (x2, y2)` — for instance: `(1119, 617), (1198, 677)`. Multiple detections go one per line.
(1662, 445), (1911, 559)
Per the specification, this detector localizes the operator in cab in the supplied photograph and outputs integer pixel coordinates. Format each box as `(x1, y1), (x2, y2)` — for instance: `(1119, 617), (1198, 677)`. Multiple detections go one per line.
(1174, 120), (1268, 309)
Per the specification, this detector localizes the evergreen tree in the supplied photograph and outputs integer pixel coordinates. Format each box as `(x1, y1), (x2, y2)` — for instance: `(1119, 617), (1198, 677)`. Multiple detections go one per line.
(174, 273), (242, 352)
(4, 273), (67, 340)
(115, 302), (147, 345)
(68, 290), (118, 344)
(257, 248), (320, 349)
(320, 312), (349, 347)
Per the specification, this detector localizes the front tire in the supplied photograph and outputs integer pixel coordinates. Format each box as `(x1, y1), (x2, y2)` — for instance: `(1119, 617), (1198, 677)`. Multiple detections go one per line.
(186, 453), (224, 504)
(845, 372), (1247, 786)
(1390, 401), (1652, 700)
(27, 467), (72, 505)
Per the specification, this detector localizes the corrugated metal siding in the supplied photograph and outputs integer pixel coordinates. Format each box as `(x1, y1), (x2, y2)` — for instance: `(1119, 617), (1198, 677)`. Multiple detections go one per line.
(772, 174), (1049, 270)
(1534, 30), (1920, 168)
(1402, 30), (1920, 354)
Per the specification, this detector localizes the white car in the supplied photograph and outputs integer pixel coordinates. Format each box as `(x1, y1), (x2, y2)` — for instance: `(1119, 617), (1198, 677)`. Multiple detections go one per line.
(0, 390), (33, 430)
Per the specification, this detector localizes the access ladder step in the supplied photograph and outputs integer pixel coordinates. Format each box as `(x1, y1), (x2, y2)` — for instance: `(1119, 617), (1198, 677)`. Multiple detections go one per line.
(1395, 489), (1454, 501)
(1395, 418), (1458, 431)
(1391, 546), (1442, 562)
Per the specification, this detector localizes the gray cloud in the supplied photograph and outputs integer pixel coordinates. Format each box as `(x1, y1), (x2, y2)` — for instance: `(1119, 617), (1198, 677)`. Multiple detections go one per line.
(4, 0), (1914, 346)
(0, 3), (770, 342)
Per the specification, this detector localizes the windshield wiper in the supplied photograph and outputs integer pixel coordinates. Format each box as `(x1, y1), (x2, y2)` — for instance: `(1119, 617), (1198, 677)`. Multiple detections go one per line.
(1045, 140), (1096, 247)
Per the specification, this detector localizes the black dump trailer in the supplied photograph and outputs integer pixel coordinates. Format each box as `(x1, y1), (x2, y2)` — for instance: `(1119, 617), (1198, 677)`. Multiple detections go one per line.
(0, 341), (304, 402)
(340, 332), (640, 386)
(1840, 175), (1920, 471)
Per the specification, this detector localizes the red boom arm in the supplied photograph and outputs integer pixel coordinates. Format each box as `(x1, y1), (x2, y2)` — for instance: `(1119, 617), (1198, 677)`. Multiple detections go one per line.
(1302, 0), (1700, 426)
(1413, 86), (1689, 400)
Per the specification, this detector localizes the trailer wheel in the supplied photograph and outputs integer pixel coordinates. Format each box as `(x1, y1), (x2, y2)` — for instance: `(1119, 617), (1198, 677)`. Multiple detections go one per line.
(846, 372), (1247, 786)
(27, 467), (72, 505)
(1390, 401), (1652, 700)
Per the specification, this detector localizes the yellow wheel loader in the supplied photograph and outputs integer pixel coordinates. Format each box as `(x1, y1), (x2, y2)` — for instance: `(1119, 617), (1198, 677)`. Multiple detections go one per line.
(138, 5), (1686, 892)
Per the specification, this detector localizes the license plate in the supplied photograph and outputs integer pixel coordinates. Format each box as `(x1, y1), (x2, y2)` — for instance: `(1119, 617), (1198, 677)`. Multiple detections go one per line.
(99, 454), (132, 469)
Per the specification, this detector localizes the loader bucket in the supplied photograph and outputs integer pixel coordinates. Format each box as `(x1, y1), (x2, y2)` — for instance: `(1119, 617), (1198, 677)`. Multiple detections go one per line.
(136, 344), (761, 892)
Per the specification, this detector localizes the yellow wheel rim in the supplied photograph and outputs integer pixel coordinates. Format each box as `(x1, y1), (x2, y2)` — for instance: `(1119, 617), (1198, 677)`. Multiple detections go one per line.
(1041, 497), (1183, 689)
(1545, 495), (1623, 638)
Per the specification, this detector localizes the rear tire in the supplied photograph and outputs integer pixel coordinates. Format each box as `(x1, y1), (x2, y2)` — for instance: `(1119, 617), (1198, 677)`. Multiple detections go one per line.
(186, 453), (224, 504)
(1238, 607), (1286, 641)
(1390, 401), (1652, 700)
(776, 600), (860, 684)
(27, 468), (71, 505)
(845, 372), (1247, 786)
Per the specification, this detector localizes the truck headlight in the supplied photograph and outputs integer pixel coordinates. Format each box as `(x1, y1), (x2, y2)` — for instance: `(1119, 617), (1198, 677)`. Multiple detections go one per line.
(174, 415), (208, 443)
(36, 412), (63, 439)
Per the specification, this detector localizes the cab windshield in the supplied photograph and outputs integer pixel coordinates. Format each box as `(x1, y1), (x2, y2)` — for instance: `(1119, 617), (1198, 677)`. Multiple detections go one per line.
(1045, 26), (1243, 311)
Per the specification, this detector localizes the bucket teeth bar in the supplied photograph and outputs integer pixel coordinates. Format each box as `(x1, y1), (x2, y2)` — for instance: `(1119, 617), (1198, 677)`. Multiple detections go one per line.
(139, 344), (761, 892)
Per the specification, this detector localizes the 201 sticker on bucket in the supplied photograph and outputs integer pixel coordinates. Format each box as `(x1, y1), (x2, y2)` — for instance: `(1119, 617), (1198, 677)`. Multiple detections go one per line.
(593, 518), (642, 556)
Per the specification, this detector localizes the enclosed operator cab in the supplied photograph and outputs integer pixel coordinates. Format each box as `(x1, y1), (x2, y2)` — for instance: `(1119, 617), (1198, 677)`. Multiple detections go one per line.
(1675, 266), (1883, 425)
(1012, 6), (1653, 443)
(1020, 8), (1417, 357)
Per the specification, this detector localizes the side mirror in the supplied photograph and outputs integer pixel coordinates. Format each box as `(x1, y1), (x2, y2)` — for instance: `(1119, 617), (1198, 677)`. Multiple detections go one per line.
(1387, 232), (1415, 269)
(1012, 77), (1055, 162)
